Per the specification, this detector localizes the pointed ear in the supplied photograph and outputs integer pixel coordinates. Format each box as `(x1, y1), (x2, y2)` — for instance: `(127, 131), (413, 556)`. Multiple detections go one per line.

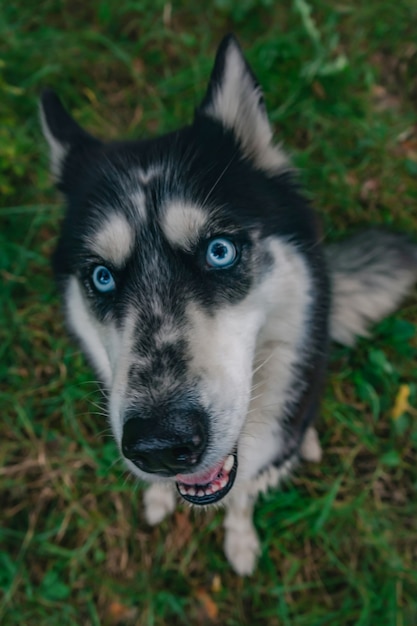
(198, 35), (288, 173)
(39, 89), (101, 183)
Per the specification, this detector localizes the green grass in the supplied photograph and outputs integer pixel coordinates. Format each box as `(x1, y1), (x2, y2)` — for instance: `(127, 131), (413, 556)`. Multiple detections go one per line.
(1, 1), (417, 624)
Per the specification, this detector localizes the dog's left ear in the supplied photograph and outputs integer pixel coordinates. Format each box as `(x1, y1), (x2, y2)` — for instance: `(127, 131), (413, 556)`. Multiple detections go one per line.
(39, 89), (102, 188)
(198, 35), (287, 172)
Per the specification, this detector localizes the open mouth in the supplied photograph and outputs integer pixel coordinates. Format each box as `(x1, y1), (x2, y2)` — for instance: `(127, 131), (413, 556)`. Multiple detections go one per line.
(175, 449), (238, 505)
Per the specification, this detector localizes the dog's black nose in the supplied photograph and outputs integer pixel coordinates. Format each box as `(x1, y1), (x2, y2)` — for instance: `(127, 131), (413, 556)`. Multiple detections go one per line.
(121, 408), (208, 476)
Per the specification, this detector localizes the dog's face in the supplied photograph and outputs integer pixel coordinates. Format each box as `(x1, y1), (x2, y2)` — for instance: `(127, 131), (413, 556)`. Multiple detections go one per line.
(41, 36), (321, 505)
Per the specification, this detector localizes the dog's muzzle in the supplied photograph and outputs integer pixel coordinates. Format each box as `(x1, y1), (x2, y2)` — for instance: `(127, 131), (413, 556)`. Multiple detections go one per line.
(121, 406), (238, 505)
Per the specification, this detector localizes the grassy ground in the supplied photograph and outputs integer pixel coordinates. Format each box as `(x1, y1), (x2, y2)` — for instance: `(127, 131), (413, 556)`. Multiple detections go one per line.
(1, 1), (417, 624)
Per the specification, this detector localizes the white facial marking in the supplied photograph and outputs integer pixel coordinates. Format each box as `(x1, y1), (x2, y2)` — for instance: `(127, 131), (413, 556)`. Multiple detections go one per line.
(183, 237), (313, 488)
(64, 279), (143, 445)
(65, 277), (113, 385)
(138, 165), (163, 185)
(236, 239), (314, 482)
(129, 189), (147, 221)
(161, 202), (208, 251)
(153, 321), (182, 350)
(204, 41), (289, 173)
(88, 213), (134, 266)
(108, 306), (143, 443)
(185, 294), (265, 469)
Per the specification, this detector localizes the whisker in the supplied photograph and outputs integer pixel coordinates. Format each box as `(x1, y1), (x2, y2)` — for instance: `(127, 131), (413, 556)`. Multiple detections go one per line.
(251, 350), (275, 376)
(77, 411), (109, 420)
(202, 152), (238, 207)
(250, 379), (266, 392)
(247, 392), (264, 403)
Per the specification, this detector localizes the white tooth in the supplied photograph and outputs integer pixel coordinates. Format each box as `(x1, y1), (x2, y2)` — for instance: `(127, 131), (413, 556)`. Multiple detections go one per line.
(187, 487), (196, 496)
(197, 489), (205, 497)
(219, 478), (228, 490)
(179, 485), (187, 495)
(223, 455), (234, 473)
(205, 486), (214, 495)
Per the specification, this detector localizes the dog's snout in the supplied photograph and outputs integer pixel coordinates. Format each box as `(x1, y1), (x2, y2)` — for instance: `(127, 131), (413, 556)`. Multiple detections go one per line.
(121, 408), (208, 476)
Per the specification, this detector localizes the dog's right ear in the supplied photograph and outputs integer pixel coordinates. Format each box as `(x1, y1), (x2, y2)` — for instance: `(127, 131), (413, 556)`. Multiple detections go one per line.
(39, 89), (101, 186)
(198, 35), (288, 173)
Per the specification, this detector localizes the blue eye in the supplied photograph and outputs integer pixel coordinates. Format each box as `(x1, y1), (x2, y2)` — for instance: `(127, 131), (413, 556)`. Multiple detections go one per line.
(206, 238), (237, 269)
(92, 265), (116, 293)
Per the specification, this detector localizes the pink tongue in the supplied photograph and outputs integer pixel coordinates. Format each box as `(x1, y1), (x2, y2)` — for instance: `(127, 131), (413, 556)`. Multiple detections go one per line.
(176, 458), (224, 486)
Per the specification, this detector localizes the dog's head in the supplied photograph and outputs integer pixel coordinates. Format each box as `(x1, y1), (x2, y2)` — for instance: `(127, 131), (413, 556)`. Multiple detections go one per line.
(41, 36), (323, 505)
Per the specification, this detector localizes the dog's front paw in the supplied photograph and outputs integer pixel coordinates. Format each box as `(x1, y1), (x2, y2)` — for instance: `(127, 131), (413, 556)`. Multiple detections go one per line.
(143, 483), (176, 525)
(224, 522), (260, 576)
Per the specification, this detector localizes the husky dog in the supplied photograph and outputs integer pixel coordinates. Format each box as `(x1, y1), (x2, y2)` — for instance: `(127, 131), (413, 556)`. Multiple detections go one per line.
(40, 35), (417, 575)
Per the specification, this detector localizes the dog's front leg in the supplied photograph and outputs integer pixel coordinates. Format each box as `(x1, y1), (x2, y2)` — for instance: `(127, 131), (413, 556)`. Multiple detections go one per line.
(143, 482), (176, 525)
(223, 488), (260, 576)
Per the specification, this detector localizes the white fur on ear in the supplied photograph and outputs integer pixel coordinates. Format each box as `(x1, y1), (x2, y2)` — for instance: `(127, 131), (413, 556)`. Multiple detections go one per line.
(39, 89), (100, 184)
(201, 36), (289, 173)
(39, 102), (69, 180)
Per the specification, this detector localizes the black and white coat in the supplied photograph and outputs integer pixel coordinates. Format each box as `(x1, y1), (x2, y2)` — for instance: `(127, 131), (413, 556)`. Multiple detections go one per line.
(40, 35), (417, 574)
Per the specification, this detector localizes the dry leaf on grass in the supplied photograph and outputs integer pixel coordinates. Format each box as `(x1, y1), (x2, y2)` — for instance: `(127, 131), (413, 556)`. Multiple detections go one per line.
(195, 589), (219, 620)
